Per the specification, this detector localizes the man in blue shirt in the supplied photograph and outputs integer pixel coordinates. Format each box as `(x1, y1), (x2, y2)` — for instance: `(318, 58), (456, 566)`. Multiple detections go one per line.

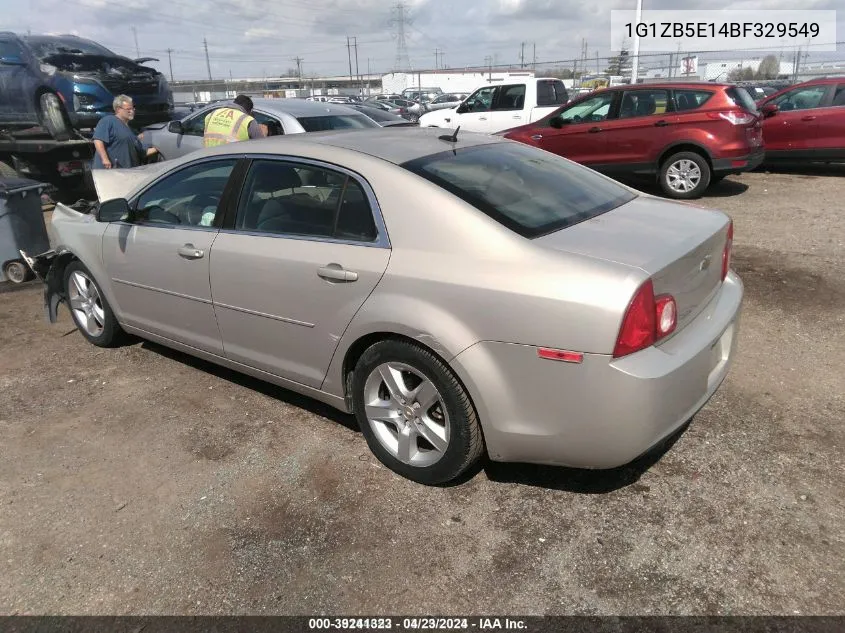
(92, 95), (158, 169)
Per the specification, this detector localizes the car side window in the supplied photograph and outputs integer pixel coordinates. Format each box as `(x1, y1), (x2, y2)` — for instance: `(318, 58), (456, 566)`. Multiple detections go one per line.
(536, 80), (568, 107)
(0, 38), (25, 58)
(235, 159), (378, 242)
(492, 84), (526, 111)
(134, 159), (238, 227)
(251, 110), (284, 136)
(463, 86), (496, 112)
(673, 89), (714, 111)
(557, 93), (613, 123)
(618, 89), (669, 119)
(773, 86), (827, 111)
(832, 85), (845, 107)
(182, 111), (209, 136)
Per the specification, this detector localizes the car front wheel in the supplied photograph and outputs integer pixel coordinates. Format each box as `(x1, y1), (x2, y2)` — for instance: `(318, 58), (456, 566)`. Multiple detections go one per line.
(63, 261), (126, 347)
(351, 339), (485, 485)
(38, 92), (72, 142)
(658, 151), (711, 199)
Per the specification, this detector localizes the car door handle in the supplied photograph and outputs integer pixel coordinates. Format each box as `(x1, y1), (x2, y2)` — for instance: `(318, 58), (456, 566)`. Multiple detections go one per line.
(530, 134), (543, 140)
(801, 115), (817, 121)
(512, 115), (522, 119)
(654, 120), (670, 127)
(318, 264), (358, 282)
(588, 126), (602, 133)
(177, 244), (204, 259)
(479, 116), (487, 120)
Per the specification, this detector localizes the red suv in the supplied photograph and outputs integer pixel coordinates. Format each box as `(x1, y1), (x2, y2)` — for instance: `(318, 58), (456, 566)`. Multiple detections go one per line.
(756, 77), (845, 162)
(502, 82), (764, 199)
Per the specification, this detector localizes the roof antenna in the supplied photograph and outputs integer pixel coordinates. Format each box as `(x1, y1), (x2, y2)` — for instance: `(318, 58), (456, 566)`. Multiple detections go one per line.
(438, 126), (460, 143)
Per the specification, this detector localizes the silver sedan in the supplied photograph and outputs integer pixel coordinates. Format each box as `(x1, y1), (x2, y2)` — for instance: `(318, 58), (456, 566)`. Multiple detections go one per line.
(26, 128), (743, 485)
(140, 98), (379, 161)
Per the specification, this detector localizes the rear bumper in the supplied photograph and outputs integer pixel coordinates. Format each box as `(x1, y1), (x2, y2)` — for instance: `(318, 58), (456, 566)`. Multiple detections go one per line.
(449, 271), (744, 469)
(712, 148), (765, 173)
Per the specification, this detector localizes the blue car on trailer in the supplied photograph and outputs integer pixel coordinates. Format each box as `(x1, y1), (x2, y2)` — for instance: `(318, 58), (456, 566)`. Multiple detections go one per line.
(0, 32), (174, 141)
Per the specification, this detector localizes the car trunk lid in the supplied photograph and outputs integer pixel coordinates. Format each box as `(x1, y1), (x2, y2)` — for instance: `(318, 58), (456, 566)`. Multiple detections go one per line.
(534, 195), (731, 333)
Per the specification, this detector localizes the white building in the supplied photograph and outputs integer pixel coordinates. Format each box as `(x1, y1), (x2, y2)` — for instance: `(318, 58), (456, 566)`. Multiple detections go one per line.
(380, 70), (572, 95)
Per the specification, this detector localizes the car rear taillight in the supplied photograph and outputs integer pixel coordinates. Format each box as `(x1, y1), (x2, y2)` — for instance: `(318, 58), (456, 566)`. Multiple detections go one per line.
(707, 111), (756, 125)
(612, 280), (678, 358)
(722, 220), (733, 281)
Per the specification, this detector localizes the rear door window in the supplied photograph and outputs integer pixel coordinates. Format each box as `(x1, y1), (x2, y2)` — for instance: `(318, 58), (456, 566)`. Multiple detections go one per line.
(492, 84), (526, 111)
(831, 85), (845, 107)
(618, 89), (669, 119)
(536, 79), (568, 106)
(673, 89), (715, 111)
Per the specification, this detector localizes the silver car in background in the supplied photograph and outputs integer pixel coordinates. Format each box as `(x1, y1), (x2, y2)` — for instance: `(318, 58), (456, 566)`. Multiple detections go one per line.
(27, 128), (742, 486)
(140, 98), (380, 160)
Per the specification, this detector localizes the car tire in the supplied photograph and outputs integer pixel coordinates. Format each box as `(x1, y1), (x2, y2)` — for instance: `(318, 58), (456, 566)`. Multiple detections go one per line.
(658, 151), (711, 199)
(63, 261), (126, 347)
(351, 339), (485, 485)
(0, 161), (17, 177)
(3, 260), (32, 284)
(38, 92), (73, 142)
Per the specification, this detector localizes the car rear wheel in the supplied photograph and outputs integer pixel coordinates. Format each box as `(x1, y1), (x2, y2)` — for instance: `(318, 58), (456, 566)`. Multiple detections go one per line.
(659, 151), (711, 199)
(38, 92), (72, 142)
(351, 339), (485, 485)
(64, 261), (126, 347)
(3, 260), (32, 284)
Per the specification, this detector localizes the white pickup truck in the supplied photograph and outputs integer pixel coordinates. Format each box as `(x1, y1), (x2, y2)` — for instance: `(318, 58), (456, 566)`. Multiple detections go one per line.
(417, 76), (569, 134)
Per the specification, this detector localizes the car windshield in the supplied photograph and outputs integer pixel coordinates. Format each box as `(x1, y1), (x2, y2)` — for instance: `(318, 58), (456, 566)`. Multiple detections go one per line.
(24, 36), (117, 59)
(401, 142), (636, 238)
(295, 114), (380, 132)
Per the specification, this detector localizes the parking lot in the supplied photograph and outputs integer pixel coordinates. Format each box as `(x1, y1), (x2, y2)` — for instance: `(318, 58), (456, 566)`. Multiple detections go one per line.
(1, 166), (843, 616)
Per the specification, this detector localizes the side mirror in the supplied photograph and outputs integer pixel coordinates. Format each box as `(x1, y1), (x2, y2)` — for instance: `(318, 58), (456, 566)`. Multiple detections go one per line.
(0, 55), (26, 66)
(455, 103), (468, 114)
(97, 198), (132, 223)
(761, 103), (779, 117)
(548, 116), (564, 129)
(167, 120), (183, 134)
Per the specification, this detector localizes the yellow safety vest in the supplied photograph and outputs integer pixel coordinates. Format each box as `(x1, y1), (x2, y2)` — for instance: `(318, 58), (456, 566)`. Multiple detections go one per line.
(203, 107), (255, 147)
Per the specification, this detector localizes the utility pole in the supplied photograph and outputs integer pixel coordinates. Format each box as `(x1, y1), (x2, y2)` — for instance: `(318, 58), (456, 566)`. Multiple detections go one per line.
(596, 50), (599, 74)
(346, 36), (353, 81)
(520, 42), (525, 68)
(293, 56), (304, 82)
(484, 55), (492, 81)
(532, 43), (536, 70)
(166, 48), (174, 82)
(131, 27), (140, 58)
(203, 37), (212, 81)
(353, 36), (360, 94)
(630, 0), (643, 83)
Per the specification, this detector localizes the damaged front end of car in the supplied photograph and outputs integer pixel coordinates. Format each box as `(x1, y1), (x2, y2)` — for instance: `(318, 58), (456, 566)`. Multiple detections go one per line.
(20, 198), (100, 324)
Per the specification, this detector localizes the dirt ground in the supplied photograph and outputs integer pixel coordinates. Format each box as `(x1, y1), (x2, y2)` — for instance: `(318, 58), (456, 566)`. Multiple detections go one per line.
(1, 166), (843, 616)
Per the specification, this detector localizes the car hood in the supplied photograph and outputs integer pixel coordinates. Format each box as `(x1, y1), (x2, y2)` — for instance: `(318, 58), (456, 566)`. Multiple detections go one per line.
(43, 53), (160, 78)
(90, 163), (171, 202)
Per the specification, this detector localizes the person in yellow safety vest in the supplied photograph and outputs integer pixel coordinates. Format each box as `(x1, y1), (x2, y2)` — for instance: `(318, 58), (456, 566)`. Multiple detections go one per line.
(203, 94), (266, 148)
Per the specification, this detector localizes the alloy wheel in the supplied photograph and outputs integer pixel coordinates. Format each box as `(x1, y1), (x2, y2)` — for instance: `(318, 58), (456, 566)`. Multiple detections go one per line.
(68, 271), (106, 337)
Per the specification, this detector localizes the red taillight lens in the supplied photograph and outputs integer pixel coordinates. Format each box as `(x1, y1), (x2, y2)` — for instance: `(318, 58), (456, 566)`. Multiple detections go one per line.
(613, 280), (656, 358)
(613, 280), (678, 358)
(722, 220), (733, 281)
(707, 111), (755, 125)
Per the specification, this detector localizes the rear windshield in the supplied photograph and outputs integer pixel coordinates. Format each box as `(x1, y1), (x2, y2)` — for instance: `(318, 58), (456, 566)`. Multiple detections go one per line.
(295, 114), (380, 132)
(537, 79), (569, 106)
(726, 86), (759, 112)
(401, 142), (636, 238)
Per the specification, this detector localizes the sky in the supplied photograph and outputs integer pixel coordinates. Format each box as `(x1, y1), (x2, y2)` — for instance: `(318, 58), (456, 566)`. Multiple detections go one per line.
(3, 0), (843, 81)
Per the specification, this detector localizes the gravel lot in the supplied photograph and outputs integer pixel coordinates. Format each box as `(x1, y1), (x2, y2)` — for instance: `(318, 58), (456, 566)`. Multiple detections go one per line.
(1, 166), (843, 616)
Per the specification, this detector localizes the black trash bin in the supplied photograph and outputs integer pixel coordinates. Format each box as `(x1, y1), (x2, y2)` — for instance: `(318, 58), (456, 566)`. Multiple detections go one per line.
(0, 177), (50, 284)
